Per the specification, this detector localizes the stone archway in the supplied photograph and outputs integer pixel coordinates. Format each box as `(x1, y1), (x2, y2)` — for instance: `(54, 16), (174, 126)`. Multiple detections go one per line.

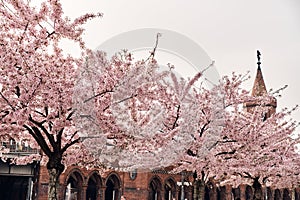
(266, 187), (273, 200)
(164, 178), (176, 200)
(283, 189), (291, 200)
(86, 172), (102, 200)
(105, 174), (121, 200)
(245, 185), (253, 200)
(64, 170), (84, 200)
(232, 187), (240, 200)
(149, 176), (162, 200)
(217, 186), (226, 200)
(274, 189), (281, 200)
(295, 188), (300, 200)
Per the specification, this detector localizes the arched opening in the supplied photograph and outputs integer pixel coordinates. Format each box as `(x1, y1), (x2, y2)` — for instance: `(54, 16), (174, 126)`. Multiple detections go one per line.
(294, 189), (300, 200)
(266, 187), (272, 199)
(217, 186), (226, 200)
(253, 178), (262, 200)
(105, 174), (121, 200)
(232, 187), (240, 199)
(283, 189), (291, 200)
(245, 185), (253, 200)
(149, 177), (162, 200)
(274, 189), (281, 200)
(64, 170), (84, 200)
(164, 178), (176, 200)
(87, 172), (102, 200)
(177, 180), (189, 200)
(295, 189), (300, 200)
(204, 185), (210, 200)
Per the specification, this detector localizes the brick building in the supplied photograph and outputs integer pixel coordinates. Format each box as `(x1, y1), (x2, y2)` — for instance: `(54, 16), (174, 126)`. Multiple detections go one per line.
(36, 166), (193, 200)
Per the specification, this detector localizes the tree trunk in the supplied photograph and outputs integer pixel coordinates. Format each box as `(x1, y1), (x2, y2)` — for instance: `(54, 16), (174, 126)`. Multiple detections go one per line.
(47, 154), (65, 200)
(48, 168), (62, 200)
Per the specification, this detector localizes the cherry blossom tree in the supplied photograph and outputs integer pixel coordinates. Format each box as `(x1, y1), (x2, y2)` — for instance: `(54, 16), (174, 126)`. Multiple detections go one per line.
(2, 1), (298, 200)
(175, 72), (300, 199)
(0, 1), (216, 199)
(73, 49), (220, 172)
(0, 0), (102, 199)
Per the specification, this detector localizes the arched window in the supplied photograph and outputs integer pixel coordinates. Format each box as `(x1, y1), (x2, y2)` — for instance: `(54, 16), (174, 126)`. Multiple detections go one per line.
(232, 187), (240, 200)
(266, 187), (272, 199)
(64, 170), (84, 200)
(274, 189), (281, 200)
(86, 172), (102, 200)
(245, 185), (253, 200)
(217, 186), (226, 200)
(283, 189), (291, 200)
(105, 174), (121, 200)
(164, 178), (176, 200)
(295, 189), (300, 200)
(149, 177), (162, 200)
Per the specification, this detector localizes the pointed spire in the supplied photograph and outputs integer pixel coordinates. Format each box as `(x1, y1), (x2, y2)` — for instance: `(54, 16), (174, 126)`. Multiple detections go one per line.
(251, 50), (267, 96)
(244, 50), (277, 117)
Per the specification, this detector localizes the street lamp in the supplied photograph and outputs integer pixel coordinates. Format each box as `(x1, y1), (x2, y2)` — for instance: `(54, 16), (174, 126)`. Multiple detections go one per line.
(177, 171), (192, 200)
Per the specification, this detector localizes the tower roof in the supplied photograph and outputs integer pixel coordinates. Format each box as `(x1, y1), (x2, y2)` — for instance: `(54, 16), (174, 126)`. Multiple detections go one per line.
(251, 66), (267, 96)
(244, 50), (277, 117)
(251, 50), (267, 96)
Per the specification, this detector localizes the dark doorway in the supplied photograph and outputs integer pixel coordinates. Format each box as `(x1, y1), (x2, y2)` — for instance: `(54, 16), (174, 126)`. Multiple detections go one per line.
(149, 177), (162, 200)
(217, 186), (226, 200)
(86, 172), (102, 200)
(87, 178), (97, 200)
(246, 185), (253, 200)
(274, 189), (281, 200)
(283, 189), (291, 200)
(105, 179), (115, 200)
(105, 174), (120, 200)
(232, 187), (240, 199)
(164, 178), (176, 200)
(0, 176), (30, 200)
(65, 171), (84, 200)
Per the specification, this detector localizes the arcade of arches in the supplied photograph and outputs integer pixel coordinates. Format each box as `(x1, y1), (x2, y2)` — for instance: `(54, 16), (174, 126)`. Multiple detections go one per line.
(35, 165), (300, 200)
(36, 166), (194, 200)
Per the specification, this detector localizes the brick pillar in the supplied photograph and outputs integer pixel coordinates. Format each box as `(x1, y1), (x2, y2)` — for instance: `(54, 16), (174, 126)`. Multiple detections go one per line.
(100, 186), (106, 200)
(193, 180), (197, 200)
(96, 184), (101, 200)
(188, 186), (193, 200)
(82, 185), (87, 200)
(225, 185), (232, 200)
(239, 185), (246, 200)
(209, 184), (217, 200)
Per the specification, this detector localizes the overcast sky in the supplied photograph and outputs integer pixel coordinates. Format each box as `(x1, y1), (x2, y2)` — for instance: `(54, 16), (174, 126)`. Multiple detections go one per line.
(60, 0), (300, 129)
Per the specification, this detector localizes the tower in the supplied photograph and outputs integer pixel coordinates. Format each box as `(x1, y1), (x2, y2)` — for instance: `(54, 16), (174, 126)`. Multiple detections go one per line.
(244, 51), (277, 118)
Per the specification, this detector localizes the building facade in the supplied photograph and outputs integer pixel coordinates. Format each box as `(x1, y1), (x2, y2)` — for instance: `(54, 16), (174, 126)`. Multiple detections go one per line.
(36, 166), (193, 200)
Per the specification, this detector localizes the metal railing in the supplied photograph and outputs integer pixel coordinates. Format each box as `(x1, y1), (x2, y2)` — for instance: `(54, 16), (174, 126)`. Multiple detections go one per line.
(1, 141), (39, 155)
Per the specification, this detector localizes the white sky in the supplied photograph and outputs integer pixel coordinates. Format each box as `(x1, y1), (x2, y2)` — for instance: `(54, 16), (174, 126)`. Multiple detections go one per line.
(59, 0), (300, 130)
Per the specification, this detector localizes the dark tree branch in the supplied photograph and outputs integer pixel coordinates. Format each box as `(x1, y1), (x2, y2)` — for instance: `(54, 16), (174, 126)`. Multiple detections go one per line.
(172, 105), (180, 130)
(24, 124), (52, 156)
(83, 89), (114, 103)
(103, 94), (138, 112)
(215, 149), (236, 156)
(145, 33), (161, 62)
(199, 121), (210, 137)
(56, 128), (64, 151)
(61, 137), (79, 153)
(29, 115), (56, 150)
